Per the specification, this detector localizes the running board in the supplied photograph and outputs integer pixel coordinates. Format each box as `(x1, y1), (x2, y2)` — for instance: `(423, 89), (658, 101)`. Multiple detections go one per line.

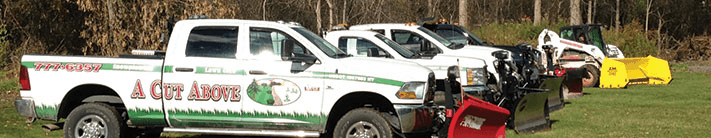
(163, 127), (320, 137)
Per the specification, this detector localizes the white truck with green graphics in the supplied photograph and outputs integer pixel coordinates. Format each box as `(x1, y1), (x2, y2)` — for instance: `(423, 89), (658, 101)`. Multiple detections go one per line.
(15, 19), (440, 138)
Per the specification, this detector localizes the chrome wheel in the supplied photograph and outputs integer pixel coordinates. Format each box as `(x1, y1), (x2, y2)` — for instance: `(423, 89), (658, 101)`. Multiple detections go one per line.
(346, 121), (381, 138)
(75, 115), (107, 138)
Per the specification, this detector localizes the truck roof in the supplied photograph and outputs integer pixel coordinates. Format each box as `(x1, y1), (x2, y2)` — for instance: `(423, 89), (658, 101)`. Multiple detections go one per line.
(350, 23), (419, 30)
(175, 19), (303, 28)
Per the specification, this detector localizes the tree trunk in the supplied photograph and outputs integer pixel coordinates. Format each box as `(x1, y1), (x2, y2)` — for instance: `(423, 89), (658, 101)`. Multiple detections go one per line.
(615, 0), (620, 32)
(262, 0), (267, 20)
(534, 0), (542, 25)
(342, 0), (346, 24)
(587, 0), (594, 24)
(458, 0), (468, 28)
(645, 0), (653, 33)
(428, 0), (434, 17)
(570, 0), (582, 25)
(326, 0), (333, 31)
(315, 0), (322, 33)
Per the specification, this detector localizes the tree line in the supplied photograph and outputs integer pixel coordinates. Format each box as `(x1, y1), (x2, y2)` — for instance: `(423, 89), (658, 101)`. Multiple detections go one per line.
(0, 0), (709, 73)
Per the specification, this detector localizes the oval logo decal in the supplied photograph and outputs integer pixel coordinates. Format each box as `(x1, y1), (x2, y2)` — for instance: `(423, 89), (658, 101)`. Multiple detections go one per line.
(247, 78), (301, 106)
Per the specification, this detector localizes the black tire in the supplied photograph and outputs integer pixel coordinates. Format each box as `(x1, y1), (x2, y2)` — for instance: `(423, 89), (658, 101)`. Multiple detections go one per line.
(582, 65), (600, 87)
(64, 103), (125, 138)
(334, 108), (393, 138)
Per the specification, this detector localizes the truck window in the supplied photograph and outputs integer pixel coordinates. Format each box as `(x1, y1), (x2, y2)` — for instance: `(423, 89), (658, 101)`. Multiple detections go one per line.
(337, 37), (388, 57)
(186, 26), (238, 58)
(250, 28), (311, 60)
(391, 30), (423, 53)
(436, 29), (467, 45)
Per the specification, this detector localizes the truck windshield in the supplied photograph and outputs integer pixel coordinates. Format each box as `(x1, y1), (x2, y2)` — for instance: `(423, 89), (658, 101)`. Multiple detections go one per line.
(416, 27), (459, 49)
(456, 26), (486, 45)
(292, 27), (348, 58)
(375, 34), (417, 58)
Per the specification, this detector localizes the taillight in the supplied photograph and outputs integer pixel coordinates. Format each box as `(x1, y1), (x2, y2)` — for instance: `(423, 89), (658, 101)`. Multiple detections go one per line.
(20, 66), (30, 90)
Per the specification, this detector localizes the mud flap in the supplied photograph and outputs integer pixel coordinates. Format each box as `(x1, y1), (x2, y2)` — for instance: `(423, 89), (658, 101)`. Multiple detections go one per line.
(448, 95), (510, 138)
(600, 56), (672, 88)
(512, 92), (551, 134)
(540, 76), (565, 112)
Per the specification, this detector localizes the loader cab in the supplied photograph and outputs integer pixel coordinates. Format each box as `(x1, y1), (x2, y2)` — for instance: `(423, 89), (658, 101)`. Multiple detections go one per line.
(560, 24), (609, 56)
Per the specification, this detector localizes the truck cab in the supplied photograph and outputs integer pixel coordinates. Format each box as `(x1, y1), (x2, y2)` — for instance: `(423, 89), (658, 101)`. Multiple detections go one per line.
(349, 23), (512, 83)
(324, 30), (490, 94)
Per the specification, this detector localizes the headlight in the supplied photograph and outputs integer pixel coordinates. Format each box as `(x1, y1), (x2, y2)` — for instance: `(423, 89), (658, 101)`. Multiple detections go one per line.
(466, 68), (487, 86)
(396, 82), (426, 99)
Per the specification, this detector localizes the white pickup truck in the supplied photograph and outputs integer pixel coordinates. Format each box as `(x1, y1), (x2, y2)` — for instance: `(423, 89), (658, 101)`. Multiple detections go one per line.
(15, 19), (441, 138)
(324, 30), (490, 93)
(349, 24), (511, 84)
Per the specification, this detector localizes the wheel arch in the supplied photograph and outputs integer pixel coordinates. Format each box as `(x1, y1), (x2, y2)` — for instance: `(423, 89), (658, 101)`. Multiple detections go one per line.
(323, 91), (399, 134)
(57, 84), (124, 120)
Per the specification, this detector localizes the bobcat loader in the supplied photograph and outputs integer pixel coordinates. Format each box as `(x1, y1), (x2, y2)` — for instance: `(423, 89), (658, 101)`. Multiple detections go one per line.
(537, 24), (672, 88)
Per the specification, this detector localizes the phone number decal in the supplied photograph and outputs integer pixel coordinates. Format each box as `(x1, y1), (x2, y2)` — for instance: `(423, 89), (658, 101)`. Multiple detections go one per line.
(34, 63), (103, 72)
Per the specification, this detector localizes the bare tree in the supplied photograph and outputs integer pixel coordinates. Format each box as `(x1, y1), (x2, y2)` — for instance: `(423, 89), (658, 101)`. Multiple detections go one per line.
(534, 0), (542, 25)
(262, 0), (267, 20)
(315, 0), (322, 33)
(326, 0), (333, 31)
(615, 0), (620, 32)
(459, 0), (468, 27)
(645, 0), (653, 32)
(587, 0), (595, 24)
(570, 0), (582, 25)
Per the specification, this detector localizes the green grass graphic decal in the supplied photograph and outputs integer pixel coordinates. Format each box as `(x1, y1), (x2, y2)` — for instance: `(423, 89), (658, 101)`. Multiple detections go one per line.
(167, 108), (325, 128)
(127, 108), (167, 125)
(35, 104), (59, 119)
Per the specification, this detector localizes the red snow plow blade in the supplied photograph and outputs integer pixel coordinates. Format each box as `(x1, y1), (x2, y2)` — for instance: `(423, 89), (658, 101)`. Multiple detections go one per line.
(448, 95), (510, 138)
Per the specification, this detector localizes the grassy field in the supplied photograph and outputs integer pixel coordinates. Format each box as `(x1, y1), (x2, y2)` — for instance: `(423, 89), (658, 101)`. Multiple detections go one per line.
(1, 72), (709, 138)
(506, 71), (711, 137)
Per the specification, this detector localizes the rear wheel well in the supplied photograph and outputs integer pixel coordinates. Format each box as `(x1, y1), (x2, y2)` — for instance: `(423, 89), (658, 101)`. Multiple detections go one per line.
(324, 92), (398, 135)
(58, 84), (124, 120)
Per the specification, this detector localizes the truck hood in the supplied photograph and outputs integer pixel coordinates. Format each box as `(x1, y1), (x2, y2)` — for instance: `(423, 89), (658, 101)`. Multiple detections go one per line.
(442, 45), (512, 82)
(409, 55), (487, 85)
(334, 57), (433, 83)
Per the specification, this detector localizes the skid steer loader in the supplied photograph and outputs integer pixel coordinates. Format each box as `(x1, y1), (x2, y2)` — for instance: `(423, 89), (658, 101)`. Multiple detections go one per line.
(537, 24), (672, 88)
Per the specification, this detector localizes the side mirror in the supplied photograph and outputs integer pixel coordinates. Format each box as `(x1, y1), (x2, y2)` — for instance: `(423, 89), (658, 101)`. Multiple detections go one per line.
(281, 39), (295, 60)
(420, 40), (431, 53)
(492, 50), (509, 59)
(367, 48), (379, 57)
(281, 39), (317, 64)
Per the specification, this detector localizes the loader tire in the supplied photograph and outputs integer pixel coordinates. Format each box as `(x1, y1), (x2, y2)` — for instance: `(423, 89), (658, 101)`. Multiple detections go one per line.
(64, 103), (125, 138)
(334, 108), (392, 138)
(582, 65), (600, 87)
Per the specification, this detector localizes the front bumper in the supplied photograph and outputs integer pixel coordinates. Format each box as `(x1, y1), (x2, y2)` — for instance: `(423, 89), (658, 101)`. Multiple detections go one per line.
(15, 98), (37, 118)
(393, 104), (436, 133)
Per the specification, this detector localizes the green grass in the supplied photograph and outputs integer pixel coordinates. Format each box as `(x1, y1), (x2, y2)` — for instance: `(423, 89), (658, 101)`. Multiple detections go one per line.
(1, 71), (710, 137)
(506, 71), (711, 137)
(0, 91), (64, 137)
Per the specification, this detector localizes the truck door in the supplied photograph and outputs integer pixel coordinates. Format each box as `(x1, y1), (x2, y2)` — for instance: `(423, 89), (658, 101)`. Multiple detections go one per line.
(240, 27), (326, 130)
(162, 26), (247, 127)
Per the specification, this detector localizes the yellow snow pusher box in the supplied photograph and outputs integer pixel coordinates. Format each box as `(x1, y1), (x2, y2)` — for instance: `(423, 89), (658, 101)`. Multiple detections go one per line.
(599, 56), (672, 88)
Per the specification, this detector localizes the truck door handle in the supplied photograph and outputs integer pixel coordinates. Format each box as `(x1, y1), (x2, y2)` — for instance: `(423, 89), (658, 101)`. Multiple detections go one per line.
(249, 70), (267, 75)
(175, 67), (194, 72)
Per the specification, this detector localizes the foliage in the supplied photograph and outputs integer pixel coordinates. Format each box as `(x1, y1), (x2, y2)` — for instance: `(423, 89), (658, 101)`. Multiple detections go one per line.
(602, 20), (658, 57)
(0, 71), (18, 92)
(472, 19), (658, 58)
